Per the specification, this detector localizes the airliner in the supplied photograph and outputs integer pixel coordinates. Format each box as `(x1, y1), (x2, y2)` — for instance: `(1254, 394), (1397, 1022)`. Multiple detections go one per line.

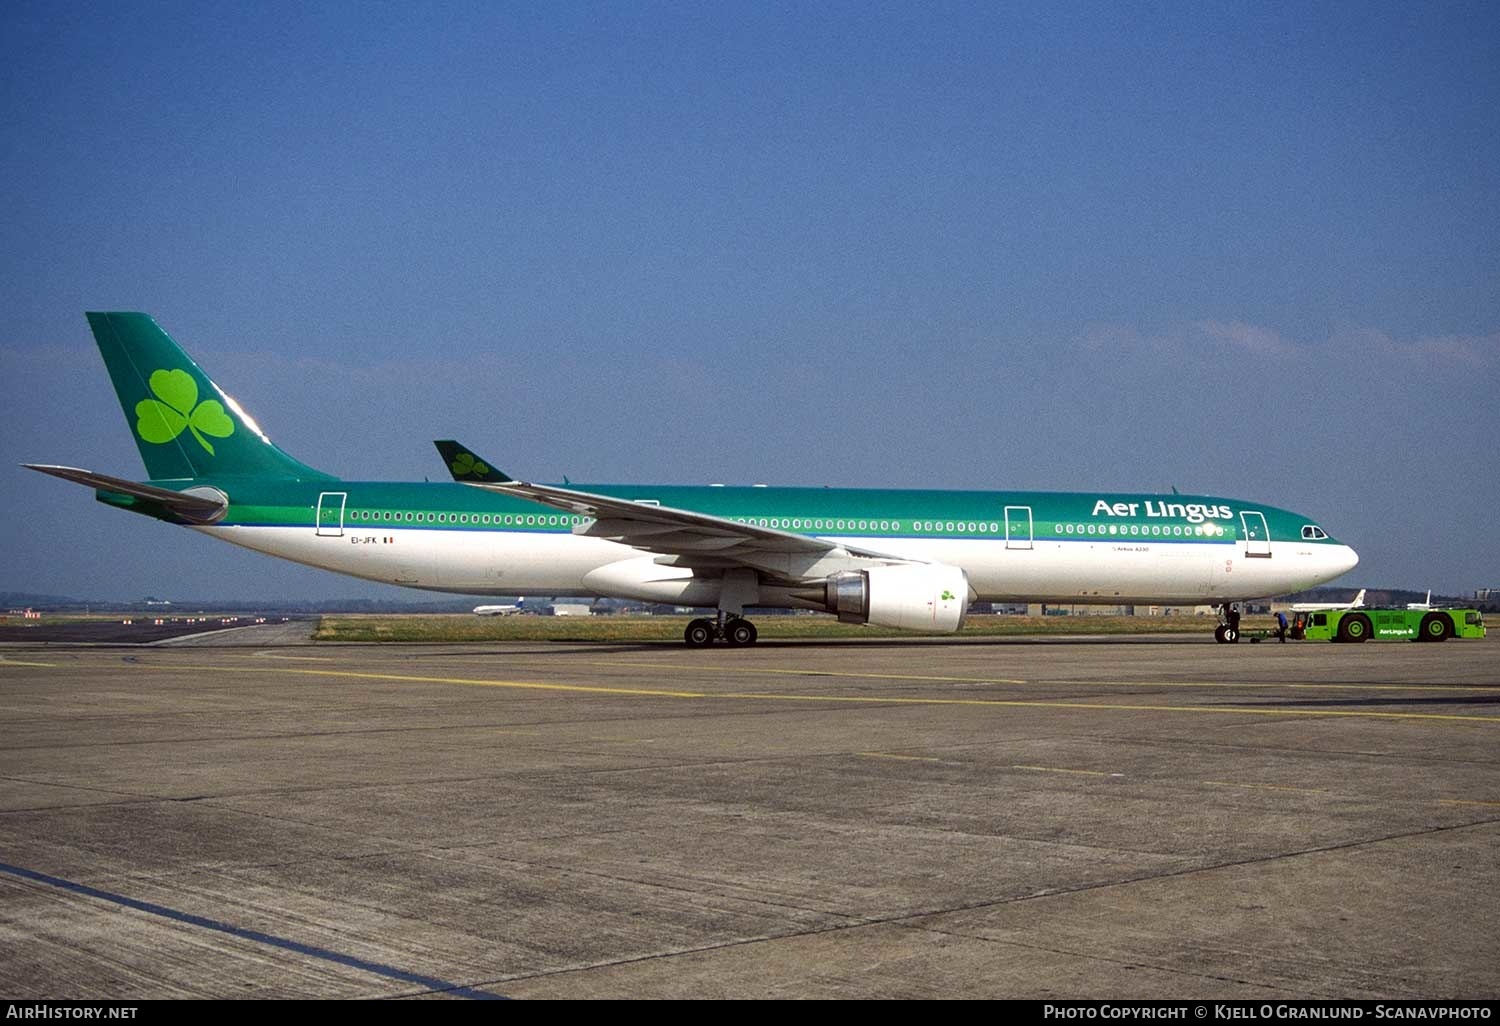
(26, 313), (1359, 646)
(473, 603), (524, 616)
(1290, 589), (1367, 613)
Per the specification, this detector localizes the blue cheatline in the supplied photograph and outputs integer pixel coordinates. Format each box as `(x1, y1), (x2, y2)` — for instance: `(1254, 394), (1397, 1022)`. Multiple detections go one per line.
(0, 861), (506, 1000)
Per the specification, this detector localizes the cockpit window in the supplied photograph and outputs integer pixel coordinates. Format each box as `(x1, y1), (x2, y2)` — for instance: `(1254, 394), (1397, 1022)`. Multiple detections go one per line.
(1301, 525), (1328, 540)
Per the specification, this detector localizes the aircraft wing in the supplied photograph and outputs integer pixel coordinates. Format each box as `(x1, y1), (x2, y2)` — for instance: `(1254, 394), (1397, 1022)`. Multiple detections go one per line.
(461, 479), (919, 581)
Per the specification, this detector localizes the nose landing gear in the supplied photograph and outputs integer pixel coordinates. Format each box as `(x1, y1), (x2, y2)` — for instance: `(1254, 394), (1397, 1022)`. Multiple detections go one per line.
(1214, 603), (1241, 644)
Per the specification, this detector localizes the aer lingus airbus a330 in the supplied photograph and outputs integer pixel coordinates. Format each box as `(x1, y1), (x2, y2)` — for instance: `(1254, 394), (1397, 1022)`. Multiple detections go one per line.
(27, 313), (1359, 646)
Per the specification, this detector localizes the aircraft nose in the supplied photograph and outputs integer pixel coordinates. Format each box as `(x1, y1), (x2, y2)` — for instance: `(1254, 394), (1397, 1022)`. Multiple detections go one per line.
(1334, 544), (1359, 576)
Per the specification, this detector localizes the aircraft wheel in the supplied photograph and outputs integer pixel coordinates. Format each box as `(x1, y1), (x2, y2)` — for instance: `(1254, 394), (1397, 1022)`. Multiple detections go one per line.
(684, 618), (716, 647)
(1420, 613), (1452, 642)
(1214, 625), (1228, 644)
(1223, 625), (1239, 643)
(724, 618), (758, 647)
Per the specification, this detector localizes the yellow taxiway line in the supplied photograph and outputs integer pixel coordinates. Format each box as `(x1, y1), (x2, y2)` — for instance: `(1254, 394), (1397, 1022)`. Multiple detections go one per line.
(560, 660), (1028, 686)
(1011, 764), (1117, 777)
(476, 657), (1500, 695)
(1202, 780), (1330, 794)
(136, 661), (1500, 726)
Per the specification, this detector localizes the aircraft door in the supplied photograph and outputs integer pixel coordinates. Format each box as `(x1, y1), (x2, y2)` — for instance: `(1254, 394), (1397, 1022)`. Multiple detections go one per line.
(316, 491), (347, 537)
(1240, 510), (1271, 558)
(1005, 506), (1033, 550)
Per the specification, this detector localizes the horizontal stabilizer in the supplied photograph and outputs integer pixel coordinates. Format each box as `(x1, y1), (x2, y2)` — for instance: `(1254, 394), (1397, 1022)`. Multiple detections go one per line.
(23, 464), (227, 522)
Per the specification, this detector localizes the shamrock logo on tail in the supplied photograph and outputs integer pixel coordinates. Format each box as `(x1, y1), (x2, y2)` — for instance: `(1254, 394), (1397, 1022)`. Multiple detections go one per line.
(940, 590), (956, 601)
(450, 452), (491, 478)
(135, 369), (235, 455)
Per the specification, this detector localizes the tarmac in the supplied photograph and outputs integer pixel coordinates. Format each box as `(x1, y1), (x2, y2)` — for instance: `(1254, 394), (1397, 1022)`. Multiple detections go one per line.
(1, 626), (1497, 999)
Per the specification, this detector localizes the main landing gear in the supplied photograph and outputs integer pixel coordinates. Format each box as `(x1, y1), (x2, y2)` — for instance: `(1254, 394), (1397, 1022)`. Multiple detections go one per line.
(1214, 602), (1241, 644)
(684, 612), (759, 647)
(685, 569), (761, 647)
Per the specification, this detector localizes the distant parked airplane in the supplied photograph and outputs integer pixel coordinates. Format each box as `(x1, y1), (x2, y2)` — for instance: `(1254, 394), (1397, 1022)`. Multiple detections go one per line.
(473, 603), (523, 616)
(1290, 589), (1366, 612)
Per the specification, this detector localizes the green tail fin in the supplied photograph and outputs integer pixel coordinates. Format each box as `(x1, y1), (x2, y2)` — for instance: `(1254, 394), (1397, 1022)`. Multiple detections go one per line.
(86, 312), (335, 482)
(434, 440), (513, 483)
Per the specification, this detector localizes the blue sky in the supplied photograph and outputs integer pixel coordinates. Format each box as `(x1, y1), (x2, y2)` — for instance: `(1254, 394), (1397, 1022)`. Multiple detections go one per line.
(3, 1), (1496, 600)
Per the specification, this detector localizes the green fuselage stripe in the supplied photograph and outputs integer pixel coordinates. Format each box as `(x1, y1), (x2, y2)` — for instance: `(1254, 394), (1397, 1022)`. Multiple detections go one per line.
(101, 480), (1344, 547)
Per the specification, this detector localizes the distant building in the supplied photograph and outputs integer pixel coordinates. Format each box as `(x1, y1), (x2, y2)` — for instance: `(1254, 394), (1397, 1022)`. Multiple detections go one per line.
(1034, 603), (1137, 616)
(549, 603), (594, 617)
(1138, 605), (1212, 616)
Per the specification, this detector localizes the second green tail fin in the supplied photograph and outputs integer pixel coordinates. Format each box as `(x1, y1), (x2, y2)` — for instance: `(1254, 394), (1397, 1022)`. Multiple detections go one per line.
(434, 440), (513, 483)
(87, 312), (335, 482)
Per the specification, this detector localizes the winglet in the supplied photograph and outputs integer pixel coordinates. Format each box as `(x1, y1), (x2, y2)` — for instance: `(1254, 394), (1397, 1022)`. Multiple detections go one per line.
(433, 440), (513, 483)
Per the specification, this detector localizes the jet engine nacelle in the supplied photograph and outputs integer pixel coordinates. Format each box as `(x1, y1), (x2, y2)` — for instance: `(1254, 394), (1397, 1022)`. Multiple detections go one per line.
(822, 564), (971, 633)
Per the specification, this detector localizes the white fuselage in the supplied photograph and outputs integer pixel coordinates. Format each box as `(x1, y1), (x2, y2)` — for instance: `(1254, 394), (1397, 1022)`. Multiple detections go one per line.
(196, 523), (1359, 606)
